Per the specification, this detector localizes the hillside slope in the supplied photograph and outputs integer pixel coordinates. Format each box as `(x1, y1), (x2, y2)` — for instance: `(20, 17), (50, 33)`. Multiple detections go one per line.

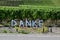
(23, 0), (54, 6)
(52, 0), (60, 6)
(0, 0), (60, 6)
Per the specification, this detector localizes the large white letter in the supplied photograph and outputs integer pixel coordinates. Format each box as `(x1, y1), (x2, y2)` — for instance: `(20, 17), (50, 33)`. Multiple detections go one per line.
(19, 20), (24, 27)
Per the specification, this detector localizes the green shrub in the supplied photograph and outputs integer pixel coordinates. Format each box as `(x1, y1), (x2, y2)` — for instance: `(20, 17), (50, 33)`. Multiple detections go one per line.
(3, 30), (8, 33)
(18, 30), (30, 34)
(0, 6), (60, 21)
(42, 27), (48, 33)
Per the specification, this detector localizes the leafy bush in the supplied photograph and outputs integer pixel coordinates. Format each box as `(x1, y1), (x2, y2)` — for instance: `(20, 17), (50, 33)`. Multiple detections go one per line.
(0, 6), (60, 26)
(18, 30), (30, 34)
(43, 27), (48, 33)
(3, 30), (8, 33)
(35, 28), (42, 33)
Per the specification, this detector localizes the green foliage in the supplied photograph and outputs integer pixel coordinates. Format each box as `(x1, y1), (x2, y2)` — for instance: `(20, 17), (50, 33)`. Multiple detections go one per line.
(0, 6), (60, 21)
(22, 0), (54, 6)
(3, 30), (7, 33)
(0, 0), (54, 6)
(18, 30), (30, 34)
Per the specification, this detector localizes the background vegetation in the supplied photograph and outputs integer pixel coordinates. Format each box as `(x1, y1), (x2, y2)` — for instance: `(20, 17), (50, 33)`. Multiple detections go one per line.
(0, 0), (60, 6)
(0, 6), (60, 25)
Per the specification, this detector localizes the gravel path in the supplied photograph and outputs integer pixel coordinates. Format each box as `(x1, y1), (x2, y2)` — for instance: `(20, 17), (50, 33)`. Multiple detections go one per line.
(0, 27), (60, 40)
(0, 33), (60, 40)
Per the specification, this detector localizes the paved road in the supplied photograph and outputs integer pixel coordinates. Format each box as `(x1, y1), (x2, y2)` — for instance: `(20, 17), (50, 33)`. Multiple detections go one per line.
(0, 33), (60, 40)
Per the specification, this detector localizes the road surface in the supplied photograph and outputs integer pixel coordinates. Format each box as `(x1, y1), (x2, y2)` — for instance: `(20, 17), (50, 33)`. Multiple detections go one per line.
(0, 33), (60, 40)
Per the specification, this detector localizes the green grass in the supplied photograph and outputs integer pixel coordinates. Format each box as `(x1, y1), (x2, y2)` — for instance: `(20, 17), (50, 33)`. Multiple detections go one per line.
(0, 5), (60, 12)
(0, 0), (60, 7)
(0, 0), (60, 6)
(52, 0), (60, 6)
(23, 0), (54, 6)
(22, 0), (60, 6)
(0, 5), (60, 9)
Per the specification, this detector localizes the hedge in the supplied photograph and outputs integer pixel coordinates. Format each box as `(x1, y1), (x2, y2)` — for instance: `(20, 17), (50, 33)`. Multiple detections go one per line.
(0, 6), (60, 22)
